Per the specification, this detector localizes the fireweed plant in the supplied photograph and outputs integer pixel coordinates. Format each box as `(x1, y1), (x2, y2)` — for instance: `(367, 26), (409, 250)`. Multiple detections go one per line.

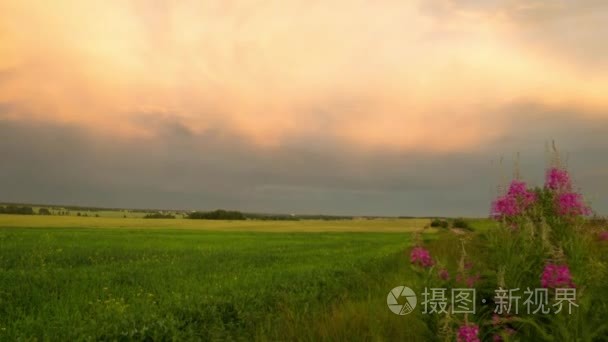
(408, 151), (608, 341)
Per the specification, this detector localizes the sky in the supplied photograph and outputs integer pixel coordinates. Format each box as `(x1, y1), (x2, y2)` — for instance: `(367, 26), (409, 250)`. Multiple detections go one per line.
(1, 0), (607, 216)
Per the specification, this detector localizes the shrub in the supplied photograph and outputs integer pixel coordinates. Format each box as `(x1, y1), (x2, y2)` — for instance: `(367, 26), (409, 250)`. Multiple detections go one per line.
(430, 218), (449, 228)
(38, 208), (52, 215)
(452, 218), (471, 230)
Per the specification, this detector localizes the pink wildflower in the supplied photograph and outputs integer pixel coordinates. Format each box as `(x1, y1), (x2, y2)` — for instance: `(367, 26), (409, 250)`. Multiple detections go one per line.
(599, 231), (608, 241)
(508, 180), (537, 207)
(491, 180), (536, 218)
(556, 192), (591, 216)
(438, 268), (450, 281)
(458, 324), (480, 342)
(541, 263), (575, 288)
(410, 247), (434, 268)
(491, 195), (519, 217)
(545, 167), (572, 192)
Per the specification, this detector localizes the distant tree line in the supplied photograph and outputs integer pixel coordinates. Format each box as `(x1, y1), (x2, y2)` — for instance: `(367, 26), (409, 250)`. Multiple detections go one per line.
(297, 215), (352, 220)
(144, 212), (176, 219)
(1, 203), (440, 222)
(76, 212), (99, 217)
(0, 205), (79, 216)
(0, 206), (35, 215)
(187, 209), (357, 221)
(0, 202), (192, 215)
(40, 205), (103, 212)
(188, 210), (247, 220)
(244, 213), (300, 221)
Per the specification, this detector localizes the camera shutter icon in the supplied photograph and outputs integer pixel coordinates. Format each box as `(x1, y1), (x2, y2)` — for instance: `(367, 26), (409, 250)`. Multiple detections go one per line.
(387, 286), (417, 315)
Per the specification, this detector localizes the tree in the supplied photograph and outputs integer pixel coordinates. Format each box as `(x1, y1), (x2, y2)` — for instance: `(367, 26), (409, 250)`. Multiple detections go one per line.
(38, 208), (52, 215)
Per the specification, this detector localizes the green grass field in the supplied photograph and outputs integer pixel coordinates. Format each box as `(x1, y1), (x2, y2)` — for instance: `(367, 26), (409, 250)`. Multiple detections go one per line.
(0, 215), (444, 340)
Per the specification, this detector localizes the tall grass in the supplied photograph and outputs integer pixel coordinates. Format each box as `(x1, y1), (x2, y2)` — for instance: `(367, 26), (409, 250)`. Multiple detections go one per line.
(409, 151), (608, 341)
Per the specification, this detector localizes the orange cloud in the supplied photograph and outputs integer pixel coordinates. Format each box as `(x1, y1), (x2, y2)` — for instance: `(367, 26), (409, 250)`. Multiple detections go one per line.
(1, 0), (607, 151)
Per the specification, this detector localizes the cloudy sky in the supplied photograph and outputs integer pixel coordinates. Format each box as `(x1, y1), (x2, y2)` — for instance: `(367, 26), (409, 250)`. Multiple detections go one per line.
(1, 0), (607, 216)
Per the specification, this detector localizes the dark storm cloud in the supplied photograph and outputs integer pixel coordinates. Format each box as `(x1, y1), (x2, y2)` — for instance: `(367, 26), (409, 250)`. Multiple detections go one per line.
(2, 103), (607, 216)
